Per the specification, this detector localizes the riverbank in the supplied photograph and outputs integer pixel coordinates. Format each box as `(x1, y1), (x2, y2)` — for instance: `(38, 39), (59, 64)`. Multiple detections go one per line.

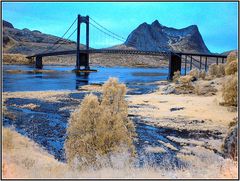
(2, 78), (238, 178)
(3, 53), (169, 68)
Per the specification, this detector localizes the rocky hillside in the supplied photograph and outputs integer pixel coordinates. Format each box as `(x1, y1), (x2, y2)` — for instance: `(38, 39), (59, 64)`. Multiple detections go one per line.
(3, 20), (77, 56)
(124, 20), (210, 54)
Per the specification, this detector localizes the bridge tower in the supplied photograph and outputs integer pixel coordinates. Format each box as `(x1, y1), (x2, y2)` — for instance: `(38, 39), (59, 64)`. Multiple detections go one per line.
(76, 14), (90, 70)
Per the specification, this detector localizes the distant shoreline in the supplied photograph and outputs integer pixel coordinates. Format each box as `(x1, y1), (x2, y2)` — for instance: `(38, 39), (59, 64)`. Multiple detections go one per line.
(3, 53), (169, 68)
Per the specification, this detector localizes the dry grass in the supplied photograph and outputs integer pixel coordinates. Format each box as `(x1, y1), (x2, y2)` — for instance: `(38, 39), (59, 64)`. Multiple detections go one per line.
(227, 51), (238, 63)
(65, 78), (135, 169)
(3, 53), (34, 65)
(199, 70), (206, 80)
(216, 64), (225, 77)
(189, 69), (199, 78)
(221, 74), (238, 106)
(172, 71), (181, 83)
(208, 64), (218, 77)
(2, 127), (66, 179)
(18, 103), (39, 110)
(225, 60), (238, 75)
(208, 64), (225, 78)
(2, 127), (237, 179)
(179, 75), (193, 85)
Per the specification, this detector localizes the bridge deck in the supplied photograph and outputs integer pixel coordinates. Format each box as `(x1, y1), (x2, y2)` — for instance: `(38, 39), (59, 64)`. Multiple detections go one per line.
(27, 49), (169, 58)
(26, 49), (227, 59)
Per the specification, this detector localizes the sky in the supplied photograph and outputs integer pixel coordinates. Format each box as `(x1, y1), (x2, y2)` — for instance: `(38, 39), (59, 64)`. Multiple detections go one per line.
(2, 2), (238, 53)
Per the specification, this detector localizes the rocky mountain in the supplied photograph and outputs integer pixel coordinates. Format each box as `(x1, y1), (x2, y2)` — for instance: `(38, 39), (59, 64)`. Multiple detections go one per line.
(3, 20), (78, 56)
(124, 20), (211, 54)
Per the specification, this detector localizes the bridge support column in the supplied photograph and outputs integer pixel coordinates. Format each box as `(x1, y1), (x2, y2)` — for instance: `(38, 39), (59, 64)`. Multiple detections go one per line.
(76, 14), (90, 70)
(76, 15), (81, 70)
(85, 15), (90, 70)
(168, 52), (181, 80)
(35, 56), (43, 69)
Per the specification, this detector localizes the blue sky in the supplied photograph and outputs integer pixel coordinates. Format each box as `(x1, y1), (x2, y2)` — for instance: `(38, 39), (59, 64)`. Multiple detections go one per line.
(2, 2), (238, 53)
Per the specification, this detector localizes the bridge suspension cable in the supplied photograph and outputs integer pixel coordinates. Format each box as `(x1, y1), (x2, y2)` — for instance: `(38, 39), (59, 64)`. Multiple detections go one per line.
(50, 27), (77, 52)
(88, 17), (139, 48)
(89, 17), (126, 41)
(40, 17), (78, 54)
(89, 17), (173, 56)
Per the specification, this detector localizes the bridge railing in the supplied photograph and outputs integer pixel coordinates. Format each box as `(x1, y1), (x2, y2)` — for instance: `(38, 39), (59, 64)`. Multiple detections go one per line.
(179, 52), (227, 76)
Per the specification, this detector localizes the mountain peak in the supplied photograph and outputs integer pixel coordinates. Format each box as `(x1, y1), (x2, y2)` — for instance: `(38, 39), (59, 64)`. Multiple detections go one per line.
(187, 24), (198, 31)
(3, 20), (14, 29)
(125, 21), (210, 53)
(151, 20), (162, 27)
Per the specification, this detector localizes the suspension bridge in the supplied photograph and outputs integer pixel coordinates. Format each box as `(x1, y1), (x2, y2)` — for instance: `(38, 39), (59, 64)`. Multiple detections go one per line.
(27, 15), (227, 79)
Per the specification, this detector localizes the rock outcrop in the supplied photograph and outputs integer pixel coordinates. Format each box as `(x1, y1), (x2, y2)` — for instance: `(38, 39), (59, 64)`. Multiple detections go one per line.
(124, 20), (210, 54)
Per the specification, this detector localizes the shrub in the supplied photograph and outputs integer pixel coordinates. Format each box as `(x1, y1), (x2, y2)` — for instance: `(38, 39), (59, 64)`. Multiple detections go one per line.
(222, 74), (237, 106)
(179, 75), (193, 85)
(199, 70), (206, 80)
(208, 64), (218, 77)
(172, 71), (180, 83)
(227, 51), (238, 64)
(208, 64), (226, 78)
(65, 78), (135, 169)
(189, 69), (199, 79)
(216, 64), (225, 77)
(225, 60), (238, 75)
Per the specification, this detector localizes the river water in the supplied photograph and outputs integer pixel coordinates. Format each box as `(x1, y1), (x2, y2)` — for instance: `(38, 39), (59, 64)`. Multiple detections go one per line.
(3, 65), (170, 93)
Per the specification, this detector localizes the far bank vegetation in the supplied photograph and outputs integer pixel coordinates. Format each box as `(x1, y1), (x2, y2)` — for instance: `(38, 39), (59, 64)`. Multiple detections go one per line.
(3, 54), (34, 65)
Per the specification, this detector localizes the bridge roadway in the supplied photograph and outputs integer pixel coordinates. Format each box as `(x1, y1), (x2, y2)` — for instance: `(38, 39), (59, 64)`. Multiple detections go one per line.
(26, 49), (227, 59)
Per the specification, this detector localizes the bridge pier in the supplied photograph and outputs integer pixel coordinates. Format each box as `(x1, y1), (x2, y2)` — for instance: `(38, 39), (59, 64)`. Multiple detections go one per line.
(76, 52), (90, 70)
(168, 52), (181, 80)
(35, 56), (43, 69)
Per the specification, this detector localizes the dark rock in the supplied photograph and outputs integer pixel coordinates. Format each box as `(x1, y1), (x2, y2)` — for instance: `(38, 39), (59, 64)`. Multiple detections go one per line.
(22, 28), (31, 31)
(3, 20), (14, 28)
(222, 125), (237, 160)
(32, 30), (41, 33)
(170, 107), (184, 112)
(125, 20), (210, 53)
(191, 77), (197, 82)
(162, 84), (176, 94)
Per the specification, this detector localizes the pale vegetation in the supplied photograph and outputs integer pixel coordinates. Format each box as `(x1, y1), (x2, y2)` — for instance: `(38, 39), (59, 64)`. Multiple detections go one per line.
(225, 60), (238, 75)
(2, 127), (237, 179)
(65, 78), (135, 170)
(199, 70), (206, 79)
(3, 53), (34, 65)
(208, 64), (225, 78)
(221, 73), (238, 106)
(189, 69), (199, 78)
(226, 51), (238, 63)
(172, 70), (181, 83)
(225, 51), (238, 75)
(179, 75), (193, 85)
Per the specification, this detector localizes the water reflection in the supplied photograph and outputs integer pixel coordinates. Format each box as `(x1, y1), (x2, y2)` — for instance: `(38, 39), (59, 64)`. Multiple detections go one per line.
(34, 73), (43, 79)
(75, 72), (89, 89)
